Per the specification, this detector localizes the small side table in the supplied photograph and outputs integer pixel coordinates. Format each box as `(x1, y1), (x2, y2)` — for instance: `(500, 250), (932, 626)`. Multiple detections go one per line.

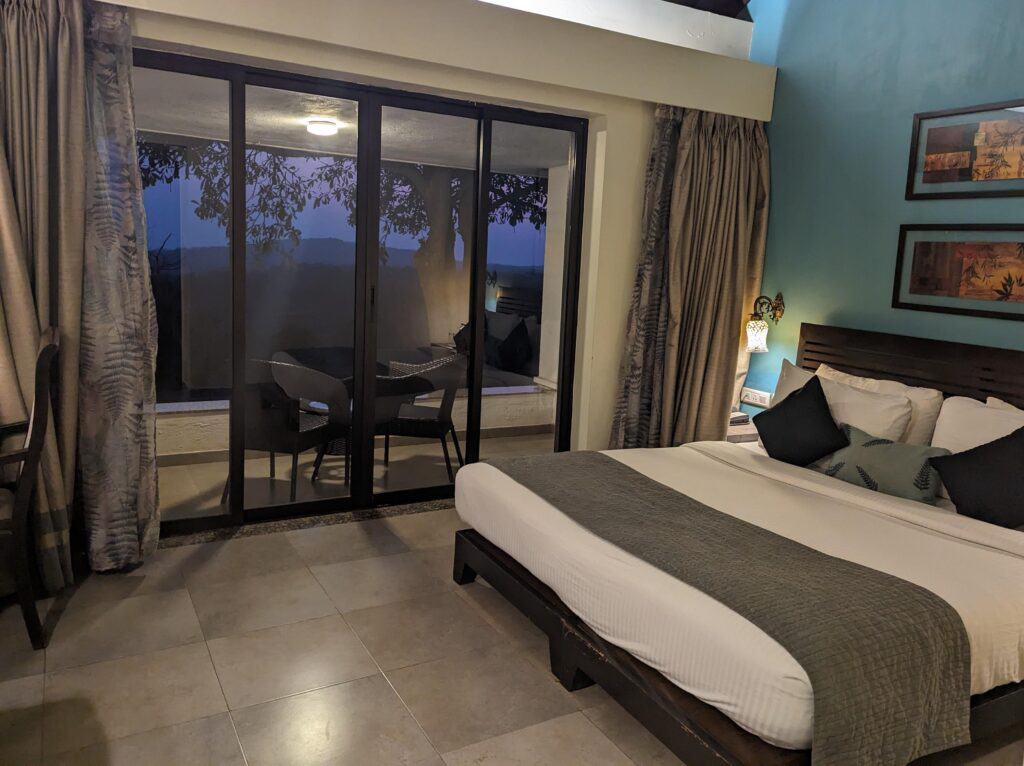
(726, 420), (759, 444)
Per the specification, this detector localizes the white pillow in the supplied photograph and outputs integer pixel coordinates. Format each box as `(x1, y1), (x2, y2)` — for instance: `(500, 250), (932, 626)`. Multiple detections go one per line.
(770, 360), (913, 441)
(816, 364), (944, 445)
(770, 359), (814, 406)
(986, 397), (1022, 414)
(932, 396), (1024, 454)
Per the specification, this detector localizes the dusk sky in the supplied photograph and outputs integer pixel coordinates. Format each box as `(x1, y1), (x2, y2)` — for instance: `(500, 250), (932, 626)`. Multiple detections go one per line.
(143, 170), (548, 270)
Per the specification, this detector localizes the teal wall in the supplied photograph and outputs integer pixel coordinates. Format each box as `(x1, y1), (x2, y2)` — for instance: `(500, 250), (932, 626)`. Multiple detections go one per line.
(743, 0), (1024, 400)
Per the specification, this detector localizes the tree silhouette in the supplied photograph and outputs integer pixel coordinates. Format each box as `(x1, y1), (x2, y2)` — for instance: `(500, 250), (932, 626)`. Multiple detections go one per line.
(138, 138), (549, 340)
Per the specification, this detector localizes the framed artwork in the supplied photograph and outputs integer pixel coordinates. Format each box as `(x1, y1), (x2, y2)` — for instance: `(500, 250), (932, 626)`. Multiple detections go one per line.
(892, 224), (1024, 322)
(905, 99), (1024, 199)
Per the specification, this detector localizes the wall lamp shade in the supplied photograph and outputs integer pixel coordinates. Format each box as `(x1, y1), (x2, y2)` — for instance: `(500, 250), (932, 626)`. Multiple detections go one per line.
(745, 292), (785, 353)
(746, 318), (770, 353)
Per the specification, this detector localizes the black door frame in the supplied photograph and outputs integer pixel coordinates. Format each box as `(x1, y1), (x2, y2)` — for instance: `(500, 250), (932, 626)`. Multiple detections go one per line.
(134, 50), (588, 537)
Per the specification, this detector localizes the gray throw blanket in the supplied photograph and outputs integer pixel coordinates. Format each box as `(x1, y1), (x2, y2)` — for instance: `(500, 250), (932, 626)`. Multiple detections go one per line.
(488, 451), (971, 766)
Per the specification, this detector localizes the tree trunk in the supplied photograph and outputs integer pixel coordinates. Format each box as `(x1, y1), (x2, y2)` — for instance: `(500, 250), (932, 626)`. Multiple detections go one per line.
(413, 168), (467, 344)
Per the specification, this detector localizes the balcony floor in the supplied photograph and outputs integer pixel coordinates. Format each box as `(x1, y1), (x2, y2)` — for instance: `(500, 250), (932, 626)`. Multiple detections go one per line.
(158, 433), (554, 523)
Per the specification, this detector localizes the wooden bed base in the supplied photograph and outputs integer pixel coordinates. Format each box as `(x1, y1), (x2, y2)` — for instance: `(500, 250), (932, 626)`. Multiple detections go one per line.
(453, 529), (1024, 765)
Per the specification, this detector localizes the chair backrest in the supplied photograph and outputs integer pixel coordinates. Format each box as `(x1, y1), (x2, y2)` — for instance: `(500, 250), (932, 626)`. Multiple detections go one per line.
(13, 329), (59, 512)
(269, 352), (351, 427)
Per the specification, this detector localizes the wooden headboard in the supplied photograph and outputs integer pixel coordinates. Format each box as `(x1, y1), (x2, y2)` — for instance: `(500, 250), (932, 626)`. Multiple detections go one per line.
(795, 323), (1024, 410)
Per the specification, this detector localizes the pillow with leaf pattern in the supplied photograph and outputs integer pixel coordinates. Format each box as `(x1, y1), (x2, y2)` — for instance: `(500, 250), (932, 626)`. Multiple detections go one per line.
(810, 424), (951, 505)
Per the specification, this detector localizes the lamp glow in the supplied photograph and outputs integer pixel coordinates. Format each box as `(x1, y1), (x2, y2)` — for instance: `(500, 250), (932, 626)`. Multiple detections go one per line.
(304, 117), (342, 136)
(746, 317), (770, 354)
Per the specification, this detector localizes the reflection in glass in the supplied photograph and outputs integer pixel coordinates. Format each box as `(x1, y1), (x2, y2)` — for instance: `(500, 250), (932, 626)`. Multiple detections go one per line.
(134, 67), (232, 522)
(479, 122), (574, 459)
(243, 85), (359, 508)
(374, 107), (476, 491)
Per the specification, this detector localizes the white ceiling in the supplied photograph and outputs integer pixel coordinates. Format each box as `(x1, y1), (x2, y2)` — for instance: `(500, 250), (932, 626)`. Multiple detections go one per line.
(133, 67), (573, 174)
(477, 0), (752, 59)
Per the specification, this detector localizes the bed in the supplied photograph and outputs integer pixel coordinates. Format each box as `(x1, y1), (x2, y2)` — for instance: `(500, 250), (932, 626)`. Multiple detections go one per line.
(451, 323), (1024, 765)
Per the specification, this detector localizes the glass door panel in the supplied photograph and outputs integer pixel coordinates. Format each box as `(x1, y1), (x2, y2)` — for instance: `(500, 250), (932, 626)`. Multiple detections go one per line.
(134, 67), (234, 524)
(242, 85), (360, 509)
(374, 106), (477, 492)
(479, 121), (574, 459)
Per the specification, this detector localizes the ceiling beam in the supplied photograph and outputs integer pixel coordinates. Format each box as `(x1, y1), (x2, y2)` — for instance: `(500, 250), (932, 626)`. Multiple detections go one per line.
(661, 0), (751, 21)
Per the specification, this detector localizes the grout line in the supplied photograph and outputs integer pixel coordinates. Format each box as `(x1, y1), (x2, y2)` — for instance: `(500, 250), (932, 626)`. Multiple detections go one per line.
(190, 580), (250, 766)
(307, 557), (446, 762)
(349, 617), (446, 763)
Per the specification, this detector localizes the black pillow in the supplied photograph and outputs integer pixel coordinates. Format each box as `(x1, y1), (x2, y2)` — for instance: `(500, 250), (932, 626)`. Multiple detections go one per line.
(497, 319), (532, 372)
(929, 426), (1024, 530)
(753, 376), (849, 466)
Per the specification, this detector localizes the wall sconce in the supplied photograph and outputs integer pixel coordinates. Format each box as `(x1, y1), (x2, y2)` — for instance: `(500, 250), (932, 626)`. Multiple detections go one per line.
(745, 292), (785, 353)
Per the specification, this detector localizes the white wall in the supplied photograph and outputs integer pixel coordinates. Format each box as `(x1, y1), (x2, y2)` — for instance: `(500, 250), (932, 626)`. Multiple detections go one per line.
(124, 0), (774, 121)
(478, 0), (753, 59)
(538, 163), (568, 387)
(129, 1), (776, 450)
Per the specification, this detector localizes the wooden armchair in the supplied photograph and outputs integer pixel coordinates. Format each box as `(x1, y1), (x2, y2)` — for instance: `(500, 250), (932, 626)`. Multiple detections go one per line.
(0, 328), (58, 650)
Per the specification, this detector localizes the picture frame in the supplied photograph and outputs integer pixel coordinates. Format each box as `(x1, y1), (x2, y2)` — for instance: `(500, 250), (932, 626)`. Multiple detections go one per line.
(905, 99), (1024, 200)
(892, 224), (1024, 322)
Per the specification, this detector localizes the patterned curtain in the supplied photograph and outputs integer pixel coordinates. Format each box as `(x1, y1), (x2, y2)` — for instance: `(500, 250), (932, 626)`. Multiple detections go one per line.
(0, 0), (85, 593)
(79, 3), (159, 570)
(610, 106), (769, 448)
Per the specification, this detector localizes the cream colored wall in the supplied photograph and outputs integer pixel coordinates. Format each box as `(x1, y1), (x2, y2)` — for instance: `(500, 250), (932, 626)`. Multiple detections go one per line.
(129, 3), (775, 450)
(124, 0), (774, 120)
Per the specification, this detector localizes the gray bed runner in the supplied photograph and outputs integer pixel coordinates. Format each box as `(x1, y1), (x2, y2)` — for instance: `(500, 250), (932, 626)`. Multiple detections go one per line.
(488, 451), (971, 766)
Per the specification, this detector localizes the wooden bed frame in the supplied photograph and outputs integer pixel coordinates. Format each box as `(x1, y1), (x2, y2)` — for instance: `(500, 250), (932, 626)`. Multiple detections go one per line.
(451, 323), (1024, 765)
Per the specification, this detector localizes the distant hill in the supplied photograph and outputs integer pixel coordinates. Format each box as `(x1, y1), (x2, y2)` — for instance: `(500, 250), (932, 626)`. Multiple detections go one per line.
(150, 236), (547, 271)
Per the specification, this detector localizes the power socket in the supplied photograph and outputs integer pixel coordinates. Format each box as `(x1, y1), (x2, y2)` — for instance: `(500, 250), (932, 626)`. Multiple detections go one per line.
(740, 387), (771, 408)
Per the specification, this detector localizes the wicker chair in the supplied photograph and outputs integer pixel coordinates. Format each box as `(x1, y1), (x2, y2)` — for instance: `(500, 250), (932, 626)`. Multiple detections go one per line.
(385, 354), (466, 482)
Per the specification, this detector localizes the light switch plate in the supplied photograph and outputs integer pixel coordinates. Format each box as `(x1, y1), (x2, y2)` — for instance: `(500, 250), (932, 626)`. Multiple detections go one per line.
(740, 387), (771, 408)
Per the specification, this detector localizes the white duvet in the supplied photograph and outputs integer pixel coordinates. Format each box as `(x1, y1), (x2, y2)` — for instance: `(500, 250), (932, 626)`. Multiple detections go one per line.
(454, 441), (1024, 750)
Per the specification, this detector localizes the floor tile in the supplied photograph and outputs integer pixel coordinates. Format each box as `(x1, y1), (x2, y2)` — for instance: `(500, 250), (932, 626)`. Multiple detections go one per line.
(411, 545), (457, 583)
(189, 567), (336, 640)
(207, 615), (377, 709)
(231, 673), (438, 766)
(455, 581), (546, 646)
(380, 508), (469, 550)
(42, 642), (226, 755)
(174, 533), (306, 588)
(387, 642), (578, 753)
(43, 713), (244, 765)
(583, 699), (684, 765)
(46, 590), (203, 671)
(0, 674), (44, 764)
(0, 604), (45, 681)
(346, 591), (502, 671)
(68, 548), (188, 607)
(286, 518), (409, 566)
(442, 712), (632, 765)
(311, 549), (451, 613)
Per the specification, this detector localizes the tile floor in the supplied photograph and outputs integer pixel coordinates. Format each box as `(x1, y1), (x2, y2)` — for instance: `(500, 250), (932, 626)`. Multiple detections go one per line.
(0, 507), (1020, 764)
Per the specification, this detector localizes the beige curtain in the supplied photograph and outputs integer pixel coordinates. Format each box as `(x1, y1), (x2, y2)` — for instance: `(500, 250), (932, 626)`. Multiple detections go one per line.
(611, 107), (768, 448)
(0, 0), (84, 591)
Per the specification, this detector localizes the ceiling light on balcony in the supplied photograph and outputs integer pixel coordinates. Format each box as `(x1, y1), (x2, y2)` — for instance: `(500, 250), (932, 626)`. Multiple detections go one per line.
(304, 117), (344, 136)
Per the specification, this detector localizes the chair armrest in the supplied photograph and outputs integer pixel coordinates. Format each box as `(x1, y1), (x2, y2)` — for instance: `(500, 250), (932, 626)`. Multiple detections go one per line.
(0, 421), (29, 439)
(0, 448), (28, 466)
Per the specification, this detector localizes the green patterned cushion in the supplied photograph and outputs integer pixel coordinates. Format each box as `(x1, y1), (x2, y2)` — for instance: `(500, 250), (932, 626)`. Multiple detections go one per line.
(811, 424), (951, 505)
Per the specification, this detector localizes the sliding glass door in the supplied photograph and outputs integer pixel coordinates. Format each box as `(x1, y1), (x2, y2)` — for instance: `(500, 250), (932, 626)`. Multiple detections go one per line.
(241, 84), (361, 511)
(133, 50), (587, 532)
(477, 121), (576, 460)
(372, 105), (477, 495)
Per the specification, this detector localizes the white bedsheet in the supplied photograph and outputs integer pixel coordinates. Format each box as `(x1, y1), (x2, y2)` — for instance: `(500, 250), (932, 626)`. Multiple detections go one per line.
(454, 442), (1024, 749)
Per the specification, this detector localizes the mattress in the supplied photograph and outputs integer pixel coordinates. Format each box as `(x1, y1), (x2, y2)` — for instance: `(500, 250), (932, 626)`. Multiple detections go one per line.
(454, 441), (1024, 749)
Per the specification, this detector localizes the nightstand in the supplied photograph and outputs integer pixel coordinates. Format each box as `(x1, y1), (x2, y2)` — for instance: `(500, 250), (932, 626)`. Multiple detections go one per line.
(726, 420), (759, 444)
